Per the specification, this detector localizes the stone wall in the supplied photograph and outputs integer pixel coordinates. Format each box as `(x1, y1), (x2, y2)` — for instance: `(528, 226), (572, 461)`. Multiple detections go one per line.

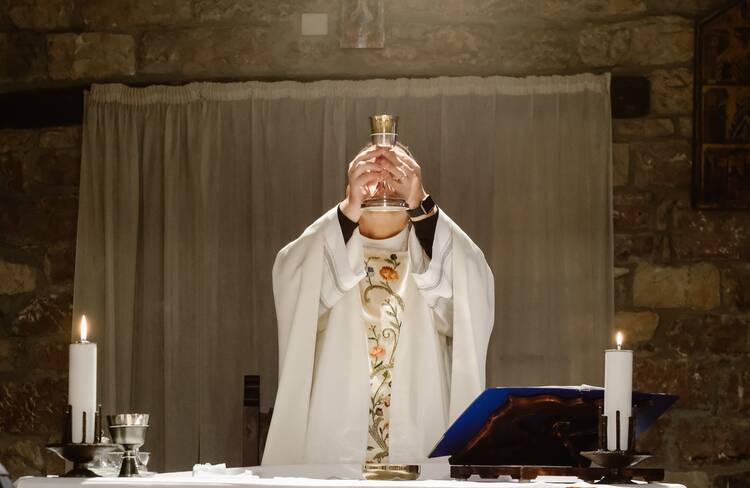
(1, 0), (749, 485)
(0, 126), (79, 477)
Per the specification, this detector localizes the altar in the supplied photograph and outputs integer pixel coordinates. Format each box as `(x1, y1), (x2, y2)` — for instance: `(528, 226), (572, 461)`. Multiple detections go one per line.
(14, 464), (686, 488)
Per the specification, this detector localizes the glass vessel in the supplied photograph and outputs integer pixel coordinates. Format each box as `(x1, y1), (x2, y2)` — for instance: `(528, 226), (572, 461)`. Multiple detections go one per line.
(361, 114), (410, 211)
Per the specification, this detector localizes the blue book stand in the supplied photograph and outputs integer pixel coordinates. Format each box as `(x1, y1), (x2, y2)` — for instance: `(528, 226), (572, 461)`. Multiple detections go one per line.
(429, 385), (677, 467)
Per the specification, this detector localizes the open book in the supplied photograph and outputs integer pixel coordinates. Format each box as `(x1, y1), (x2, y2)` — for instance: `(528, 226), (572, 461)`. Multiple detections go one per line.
(429, 385), (678, 465)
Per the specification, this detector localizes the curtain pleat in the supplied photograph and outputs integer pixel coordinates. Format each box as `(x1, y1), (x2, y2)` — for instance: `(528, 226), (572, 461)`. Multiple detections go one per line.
(73, 74), (613, 472)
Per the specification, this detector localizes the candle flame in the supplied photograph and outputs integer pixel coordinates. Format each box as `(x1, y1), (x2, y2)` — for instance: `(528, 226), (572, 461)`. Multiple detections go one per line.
(80, 315), (88, 342)
(616, 331), (623, 350)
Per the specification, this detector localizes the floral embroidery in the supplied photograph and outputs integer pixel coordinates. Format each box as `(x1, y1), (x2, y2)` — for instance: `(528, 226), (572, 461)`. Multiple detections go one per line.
(360, 249), (408, 464)
(379, 266), (399, 281)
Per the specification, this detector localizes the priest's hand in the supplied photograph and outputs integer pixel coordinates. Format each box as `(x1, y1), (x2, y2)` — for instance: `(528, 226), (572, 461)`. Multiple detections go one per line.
(377, 143), (429, 210)
(340, 145), (387, 223)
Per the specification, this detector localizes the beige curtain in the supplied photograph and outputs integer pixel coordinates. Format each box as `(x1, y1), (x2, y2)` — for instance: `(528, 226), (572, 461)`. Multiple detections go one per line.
(73, 74), (613, 472)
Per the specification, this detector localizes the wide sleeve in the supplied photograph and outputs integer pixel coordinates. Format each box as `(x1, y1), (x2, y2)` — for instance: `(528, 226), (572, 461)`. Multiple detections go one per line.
(319, 207), (366, 313)
(449, 225), (495, 422)
(263, 206), (365, 465)
(410, 209), (456, 327)
(410, 210), (494, 422)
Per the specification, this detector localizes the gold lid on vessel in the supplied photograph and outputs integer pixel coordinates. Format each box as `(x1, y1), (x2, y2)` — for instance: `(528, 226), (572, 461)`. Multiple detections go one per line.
(370, 114), (399, 134)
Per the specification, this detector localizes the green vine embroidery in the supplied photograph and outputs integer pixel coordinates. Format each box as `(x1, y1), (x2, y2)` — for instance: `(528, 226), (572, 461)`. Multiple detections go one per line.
(362, 251), (406, 464)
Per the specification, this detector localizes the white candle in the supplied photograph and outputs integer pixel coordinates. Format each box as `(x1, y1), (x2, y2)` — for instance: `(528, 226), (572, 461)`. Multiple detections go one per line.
(604, 331), (633, 451)
(68, 315), (97, 443)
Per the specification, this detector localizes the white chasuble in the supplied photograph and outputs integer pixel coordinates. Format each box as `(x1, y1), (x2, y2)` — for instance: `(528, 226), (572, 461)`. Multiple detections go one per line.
(263, 206), (494, 466)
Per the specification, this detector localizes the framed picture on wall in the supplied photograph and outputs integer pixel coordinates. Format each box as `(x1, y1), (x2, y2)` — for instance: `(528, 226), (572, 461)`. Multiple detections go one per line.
(694, 0), (750, 210)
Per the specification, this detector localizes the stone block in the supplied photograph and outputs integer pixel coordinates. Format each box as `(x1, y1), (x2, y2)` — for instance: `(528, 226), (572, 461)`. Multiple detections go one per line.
(390, 0), (538, 22)
(0, 338), (11, 372)
(613, 118), (674, 141)
(10, 293), (71, 337)
(141, 27), (271, 77)
(672, 210), (750, 260)
(646, 0), (731, 16)
(7, 0), (75, 29)
(542, 0), (647, 18)
(634, 356), (692, 404)
(613, 143), (630, 186)
(0, 195), (78, 245)
(614, 311), (659, 344)
(578, 16), (692, 67)
(0, 153), (23, 193)
(722, 264), (750, 310)
(44, 244), (75, 284)
(0, 33), (47, 82)
(615, 273), (631, 309)
(635, 355), (733, 410)
(47, 33), (135, 80)
(39, 126), (81, 149)
(676, 116), (693, 137)
(0, 130), (36, 155)
(194, 0), (309, 23)
(635, 415), (670, 463)
(12, 339), (68, 371)
(0, 437), (46, 479)
(488, 28), (576, 74)
(662, 313), (749, 355)
(0, 377), (67, 435)
(382, 23), (495, 68)
(664, 471), (710, 488)
(650, 68), (693, 115)
(614, 233), (654, 263)
(727, 357), (750, 413)
(369, 23), (575, 77)
(44, 447), (65, 476)
(0, 259), (37, 295)
(631, 140), (691, 188)
(655, 197), (677, 231)
(613, 190), (654, 231)
(676, 415), (750, 463)
(81, 0), (191, 28)
(633, 262), (720, 310)
(23, 147), (80, 190)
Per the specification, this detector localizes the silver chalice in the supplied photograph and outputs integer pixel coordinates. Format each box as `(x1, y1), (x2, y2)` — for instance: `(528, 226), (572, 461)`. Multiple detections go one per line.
(107, 413), (149, 477)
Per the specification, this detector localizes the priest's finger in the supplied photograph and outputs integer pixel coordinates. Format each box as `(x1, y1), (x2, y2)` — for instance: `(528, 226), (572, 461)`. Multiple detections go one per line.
(350, 161), (383, 180)
(377, 161), (408, 181)
(352, 172), (382, 193)
(375, 154), (409, 179)
(394, 151), (420, 172)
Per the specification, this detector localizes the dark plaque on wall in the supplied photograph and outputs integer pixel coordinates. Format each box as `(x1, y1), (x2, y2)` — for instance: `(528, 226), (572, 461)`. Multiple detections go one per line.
(694, 0), (750, 209)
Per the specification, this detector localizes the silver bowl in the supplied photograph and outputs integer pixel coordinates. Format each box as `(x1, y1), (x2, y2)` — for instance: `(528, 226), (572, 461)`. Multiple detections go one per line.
(108, 425), (148, 446)
(107, 413), (149, 427)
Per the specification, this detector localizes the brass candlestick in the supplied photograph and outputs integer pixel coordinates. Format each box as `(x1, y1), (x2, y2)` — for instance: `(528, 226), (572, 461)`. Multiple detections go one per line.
(580, 403), (652, 484)
(46, 404), (118, 477)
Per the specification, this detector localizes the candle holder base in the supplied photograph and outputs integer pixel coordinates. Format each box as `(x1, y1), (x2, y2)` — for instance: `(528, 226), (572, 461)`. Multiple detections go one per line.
(46, 443), (118, 478)
(580, 450), (653, 484)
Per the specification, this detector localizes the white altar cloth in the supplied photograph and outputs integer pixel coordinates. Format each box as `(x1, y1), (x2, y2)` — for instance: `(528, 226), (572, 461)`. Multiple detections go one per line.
(15, 464), (686, 488)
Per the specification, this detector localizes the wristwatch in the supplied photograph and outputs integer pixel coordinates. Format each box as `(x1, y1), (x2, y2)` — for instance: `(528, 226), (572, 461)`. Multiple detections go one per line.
(407, 194), (436, 219)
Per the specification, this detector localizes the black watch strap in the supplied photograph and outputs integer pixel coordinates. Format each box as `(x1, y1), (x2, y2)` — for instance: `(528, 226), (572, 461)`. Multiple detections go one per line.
(408, 194), (436, 219)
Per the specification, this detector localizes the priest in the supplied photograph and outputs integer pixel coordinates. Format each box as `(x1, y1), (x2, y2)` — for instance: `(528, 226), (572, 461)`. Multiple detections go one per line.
(263, 143), (494, 465)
